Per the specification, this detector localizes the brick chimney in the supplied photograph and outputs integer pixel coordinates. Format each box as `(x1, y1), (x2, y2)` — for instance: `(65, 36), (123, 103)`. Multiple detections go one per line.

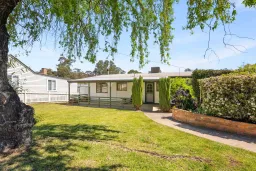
(40, 68), (48, 75)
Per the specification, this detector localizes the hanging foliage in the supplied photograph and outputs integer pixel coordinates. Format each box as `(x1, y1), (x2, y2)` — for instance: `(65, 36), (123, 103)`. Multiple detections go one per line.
(7, 0), (178, 67)
(5, 0), (244, 67)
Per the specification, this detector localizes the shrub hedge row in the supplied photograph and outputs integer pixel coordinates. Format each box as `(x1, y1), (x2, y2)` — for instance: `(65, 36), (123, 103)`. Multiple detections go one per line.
(199, 74), (256, 123)
(235, 63), (256, 73)
(192, 69), (232, 102)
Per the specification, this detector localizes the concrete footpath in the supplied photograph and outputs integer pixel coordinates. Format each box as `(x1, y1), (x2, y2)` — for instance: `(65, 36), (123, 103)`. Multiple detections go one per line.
(144, 112), (256, 153)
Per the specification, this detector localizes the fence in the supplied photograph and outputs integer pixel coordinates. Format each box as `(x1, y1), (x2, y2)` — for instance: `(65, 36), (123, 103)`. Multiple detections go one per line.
(19, 92), (133, 109)
(69, 94), (133, 109)
(18, 92), (72, 104)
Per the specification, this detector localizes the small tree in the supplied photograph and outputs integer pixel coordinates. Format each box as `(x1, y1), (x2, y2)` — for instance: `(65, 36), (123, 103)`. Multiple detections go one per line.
(159, 78), (171, 112)
(132, 76), (143, 110)
(128, 69), (141, 74)
(184, 68), (192, 72)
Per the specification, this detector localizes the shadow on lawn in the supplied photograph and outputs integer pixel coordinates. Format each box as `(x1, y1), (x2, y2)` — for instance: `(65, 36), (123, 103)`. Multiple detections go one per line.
(58, 102), (135, 112)
(0, 124), (123, 170)
(67, 164), (124, 170)
(34, 124), (120, 141)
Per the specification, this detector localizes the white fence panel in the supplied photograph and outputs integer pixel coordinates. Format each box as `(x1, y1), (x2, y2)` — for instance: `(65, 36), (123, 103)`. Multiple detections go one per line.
(18, 93), (70, 104)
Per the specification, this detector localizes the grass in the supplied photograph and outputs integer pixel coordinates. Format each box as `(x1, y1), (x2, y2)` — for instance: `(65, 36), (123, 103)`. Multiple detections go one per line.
(0, 103), (256, 171)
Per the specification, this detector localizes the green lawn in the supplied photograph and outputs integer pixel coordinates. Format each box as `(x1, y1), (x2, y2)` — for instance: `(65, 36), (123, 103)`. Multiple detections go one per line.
(1, 103), (256, 171)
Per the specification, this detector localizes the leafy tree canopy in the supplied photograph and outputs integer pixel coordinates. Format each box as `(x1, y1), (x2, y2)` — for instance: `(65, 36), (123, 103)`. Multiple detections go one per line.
(243, 0), (256, 7)
(47, 56), (91, 79)
(56, 56), (73, 78)
(94, 60), (125, 75)
(184, 68), (192, 72)
(128, 69), (141, 74)
(6, 0), (254, 68)
(236, 63), (256, 73)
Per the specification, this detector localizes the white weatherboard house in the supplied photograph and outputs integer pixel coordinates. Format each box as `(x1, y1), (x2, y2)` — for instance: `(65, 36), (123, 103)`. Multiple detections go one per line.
(8, 55), (78, 103)
(68, 67), (192, 105)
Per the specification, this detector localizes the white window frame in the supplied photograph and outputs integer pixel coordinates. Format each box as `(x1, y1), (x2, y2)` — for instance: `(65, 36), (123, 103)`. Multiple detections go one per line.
(47, 79), (57, 91)
(12, 75), (20, 87)
(117, 82), (127, 91)
(96, 82), (108, 93)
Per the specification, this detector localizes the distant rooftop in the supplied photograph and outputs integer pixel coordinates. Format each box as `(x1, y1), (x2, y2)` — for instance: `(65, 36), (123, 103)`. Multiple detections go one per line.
(68, 72), (192, 83)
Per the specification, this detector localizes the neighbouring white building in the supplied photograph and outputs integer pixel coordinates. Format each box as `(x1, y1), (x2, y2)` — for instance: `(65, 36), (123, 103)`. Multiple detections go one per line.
(8, 55), (78, 103)
(68, 67), (192, 105)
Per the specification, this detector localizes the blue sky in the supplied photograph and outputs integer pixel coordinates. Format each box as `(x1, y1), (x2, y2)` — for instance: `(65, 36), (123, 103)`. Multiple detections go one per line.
(10, 0), (256, 73)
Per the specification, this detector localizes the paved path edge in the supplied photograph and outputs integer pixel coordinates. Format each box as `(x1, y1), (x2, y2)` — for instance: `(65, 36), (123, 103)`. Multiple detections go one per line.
(144, 112), (256, 153)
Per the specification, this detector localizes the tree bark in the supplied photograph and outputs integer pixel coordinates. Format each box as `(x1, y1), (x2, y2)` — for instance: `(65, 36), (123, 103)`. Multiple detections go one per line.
(0, 0), (35, 153)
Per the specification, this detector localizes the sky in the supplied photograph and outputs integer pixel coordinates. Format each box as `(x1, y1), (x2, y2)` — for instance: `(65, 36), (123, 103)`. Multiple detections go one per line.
(10, 1), (256, 73)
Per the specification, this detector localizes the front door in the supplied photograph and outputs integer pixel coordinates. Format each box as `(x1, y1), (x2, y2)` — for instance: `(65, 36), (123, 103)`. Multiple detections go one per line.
(145, 82), (154, 103)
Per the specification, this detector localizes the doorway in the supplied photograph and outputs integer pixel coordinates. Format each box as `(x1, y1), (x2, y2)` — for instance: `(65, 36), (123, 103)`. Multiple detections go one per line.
(145, 82), (154, 103)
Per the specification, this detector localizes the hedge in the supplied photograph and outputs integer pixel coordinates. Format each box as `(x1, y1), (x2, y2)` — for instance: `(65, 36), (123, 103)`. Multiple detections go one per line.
(235, 63), (256, 73)
(159, 78), (171, 112)
(192, 69), (232, 102)
(132, 76), (143, 110)
(199, 74), (256, 123)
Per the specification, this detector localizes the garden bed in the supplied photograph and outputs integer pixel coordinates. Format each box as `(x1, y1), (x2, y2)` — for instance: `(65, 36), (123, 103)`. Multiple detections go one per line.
(172, 108), (256, 137)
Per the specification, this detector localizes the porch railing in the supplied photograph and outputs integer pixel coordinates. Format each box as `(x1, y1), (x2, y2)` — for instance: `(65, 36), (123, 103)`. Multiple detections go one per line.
(69, 94), (133, 109)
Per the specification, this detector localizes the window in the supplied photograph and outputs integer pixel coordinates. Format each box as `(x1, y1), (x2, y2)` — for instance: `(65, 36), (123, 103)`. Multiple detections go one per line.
(48, 80), (56, 91)
(8, 75), (19, 88)
(12, 75), (19, 87)
(156, 82), (159, 91)
(117, 82), (127, 91)
(146, 83), (153, 93)
(96, 82), (108, 93)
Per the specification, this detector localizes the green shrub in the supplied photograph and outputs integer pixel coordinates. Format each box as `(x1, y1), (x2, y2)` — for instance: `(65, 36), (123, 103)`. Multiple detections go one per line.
(170, 77), (194, 98)
(236, 63), (256, 73)
(192, 69), (232, 102)
(171, 88), (197, 111)
(159, 78), (171, 112)
(224, 64), (256, 76)
(199, 74), (256, 123)
(132, 76), (143, 110)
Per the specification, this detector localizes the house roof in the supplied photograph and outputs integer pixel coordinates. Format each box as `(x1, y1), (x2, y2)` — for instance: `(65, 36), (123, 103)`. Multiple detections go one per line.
(68, 72), (192, 83)
(8, 54), (69, 80)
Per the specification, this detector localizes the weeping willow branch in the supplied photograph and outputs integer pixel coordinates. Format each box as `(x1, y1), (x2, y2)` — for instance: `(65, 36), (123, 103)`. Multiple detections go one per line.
(7, 0), (176, 68)
(222, 22), (255, 53)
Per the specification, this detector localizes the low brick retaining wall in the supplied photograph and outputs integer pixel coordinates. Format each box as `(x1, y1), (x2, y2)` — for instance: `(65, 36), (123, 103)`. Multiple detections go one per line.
(172, 109), (256, 137)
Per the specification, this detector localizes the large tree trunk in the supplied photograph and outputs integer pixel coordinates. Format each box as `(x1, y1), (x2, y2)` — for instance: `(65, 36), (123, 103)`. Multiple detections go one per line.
(0, 0), (35, 153)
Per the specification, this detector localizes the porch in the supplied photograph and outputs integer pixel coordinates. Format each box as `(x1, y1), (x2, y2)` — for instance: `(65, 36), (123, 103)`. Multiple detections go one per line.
(68, 94), (160, 111)
(67, 72), (191, 110)
(68, 79), (160, 110)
